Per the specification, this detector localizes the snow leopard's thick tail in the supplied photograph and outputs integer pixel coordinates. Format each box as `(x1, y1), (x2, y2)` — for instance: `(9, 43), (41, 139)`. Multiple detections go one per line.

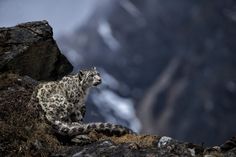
(51, 121), (136, 136)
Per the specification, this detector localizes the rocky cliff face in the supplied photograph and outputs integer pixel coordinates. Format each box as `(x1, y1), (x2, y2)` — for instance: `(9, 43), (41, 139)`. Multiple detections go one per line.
(0, 20), (73, 80)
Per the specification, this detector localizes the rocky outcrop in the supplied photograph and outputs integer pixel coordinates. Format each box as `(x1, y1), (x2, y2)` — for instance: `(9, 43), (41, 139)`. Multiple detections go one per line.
(0, 73), (235, 156)
(0, 21), (73, 80)
(0, 73), (59, 156)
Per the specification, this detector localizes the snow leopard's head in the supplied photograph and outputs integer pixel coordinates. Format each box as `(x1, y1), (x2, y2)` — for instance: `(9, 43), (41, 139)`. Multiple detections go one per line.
(79, 67), (101, 88)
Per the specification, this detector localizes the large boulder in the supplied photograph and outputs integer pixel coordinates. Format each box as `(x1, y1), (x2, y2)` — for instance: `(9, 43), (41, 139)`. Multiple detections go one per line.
(0, 21), (73, 80)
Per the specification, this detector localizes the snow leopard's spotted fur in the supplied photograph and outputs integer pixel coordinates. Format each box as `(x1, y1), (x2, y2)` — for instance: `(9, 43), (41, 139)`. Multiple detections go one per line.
(29, 67), (135, 138)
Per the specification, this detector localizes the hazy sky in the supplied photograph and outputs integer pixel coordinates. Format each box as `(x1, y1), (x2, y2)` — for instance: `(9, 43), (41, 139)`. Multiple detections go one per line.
(0, 0), (111, 37)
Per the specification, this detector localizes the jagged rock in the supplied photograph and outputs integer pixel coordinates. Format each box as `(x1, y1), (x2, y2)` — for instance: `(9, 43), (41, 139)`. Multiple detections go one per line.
(0, 21), (73, 80)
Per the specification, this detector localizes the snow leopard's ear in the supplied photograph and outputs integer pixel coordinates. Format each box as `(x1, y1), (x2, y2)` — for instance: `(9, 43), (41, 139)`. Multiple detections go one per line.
(79, 70), (85, 76)
(92, 67), (96, 71)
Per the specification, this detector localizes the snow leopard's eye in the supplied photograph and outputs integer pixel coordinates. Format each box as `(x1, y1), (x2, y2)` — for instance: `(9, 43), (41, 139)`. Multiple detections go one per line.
(90, 72), (98, 77)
